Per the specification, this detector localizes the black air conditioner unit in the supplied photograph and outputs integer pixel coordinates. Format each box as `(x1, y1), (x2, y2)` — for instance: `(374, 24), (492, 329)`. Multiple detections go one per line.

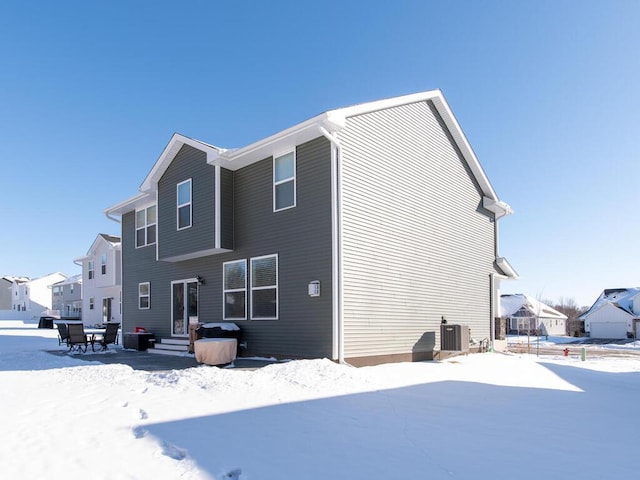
(440, 324), (470, 352)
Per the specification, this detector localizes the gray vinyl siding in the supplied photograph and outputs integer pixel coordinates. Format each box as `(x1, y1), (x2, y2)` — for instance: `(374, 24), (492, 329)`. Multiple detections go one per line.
(339, 100), (496, 359)
(122, 209), (214, 338)
(224, 136), (333, 358)
(158, 144), (216, 260)
(0, 279), (12, 309)
(220, 168), (234, 250)
(121, 137), (334, 357)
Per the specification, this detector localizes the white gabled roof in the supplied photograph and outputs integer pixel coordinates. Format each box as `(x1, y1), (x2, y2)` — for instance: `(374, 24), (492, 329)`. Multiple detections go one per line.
(74, 233), (121, 262)
(579, 287), (640, 320)
(500, 294), (567, 320)
(140, 133), (224, 192)
(106, 90), (511, 218)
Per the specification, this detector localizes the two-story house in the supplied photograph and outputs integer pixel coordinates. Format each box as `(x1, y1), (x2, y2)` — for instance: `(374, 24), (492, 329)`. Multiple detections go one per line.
(51, 274), (83, 319)
(105, 90), (516, 365)
(11, 273), (68, 319)
(1, 276), (28, 311)
(74, 234), (122, 326)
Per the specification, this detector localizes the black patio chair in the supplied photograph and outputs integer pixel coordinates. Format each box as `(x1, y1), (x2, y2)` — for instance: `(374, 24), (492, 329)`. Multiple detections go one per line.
(57, 323), (70, 346)
(92, 323), (120, 352)
(67, 323), (89, 353)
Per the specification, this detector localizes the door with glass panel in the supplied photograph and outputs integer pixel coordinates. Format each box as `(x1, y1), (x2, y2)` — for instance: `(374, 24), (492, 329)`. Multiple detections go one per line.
(171, 280), (198, 336)
(102, 298), (112, 323)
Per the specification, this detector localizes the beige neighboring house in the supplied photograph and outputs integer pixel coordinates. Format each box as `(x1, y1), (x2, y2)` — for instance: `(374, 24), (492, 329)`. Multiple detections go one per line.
(74, 234), (122, 326)
(501, 294), (568, 336)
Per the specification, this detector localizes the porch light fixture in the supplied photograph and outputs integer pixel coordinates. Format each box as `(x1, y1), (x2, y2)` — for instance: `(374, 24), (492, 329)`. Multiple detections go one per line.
(196, 275), (205, 286)
(308, 280), (320, 297)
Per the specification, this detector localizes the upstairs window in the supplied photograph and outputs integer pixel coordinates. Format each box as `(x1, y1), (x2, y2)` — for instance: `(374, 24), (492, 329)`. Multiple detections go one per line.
(88, 261), (94, 280)
(177, 179), (192, 230)
(136, 205), (157, 247)
(251, 254), (278, 319)
(101, 254), (107, 275)
(274, 152), (296, 211)
(223, 260), (247, 320)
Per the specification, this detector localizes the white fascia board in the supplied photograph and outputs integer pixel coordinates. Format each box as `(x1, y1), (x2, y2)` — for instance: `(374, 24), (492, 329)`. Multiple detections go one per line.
(429, 94), (501, 202)
(104, 192), (152, 217)
(212, 113), (345, 170)
(496, 257), (519, 279)
(331, 89), (443, 118)
(483, 197), (513, 218)
(140, 133), (223, 192)
(335, 90), (510, 211)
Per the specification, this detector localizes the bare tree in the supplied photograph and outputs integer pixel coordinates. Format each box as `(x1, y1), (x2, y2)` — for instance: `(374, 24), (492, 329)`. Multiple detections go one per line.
(551, 297), (587, 336)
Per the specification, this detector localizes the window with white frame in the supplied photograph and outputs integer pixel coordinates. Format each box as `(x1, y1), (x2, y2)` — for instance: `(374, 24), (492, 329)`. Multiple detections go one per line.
(89, 297), (94, 310)
(177, 179), (192, 230)
(273, 152), (296, 211)
(88, 261), (94, 279)
(136, 205), (157, 248)
(139, 282), (150, 309)
(138, 282), (151, 310)
(101, 253), (107, 275)
(223, 260), (247, 320)
(251, 254), (278, 319)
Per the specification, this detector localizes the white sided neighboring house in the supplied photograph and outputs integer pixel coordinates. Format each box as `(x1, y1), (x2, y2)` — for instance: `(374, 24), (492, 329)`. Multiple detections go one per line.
(579, 288), (640, 339)
(74, 234), (122, 326)
(0, 276), (30, 319)
(10, 273), (68, 320)
(501, 294), (567, 336)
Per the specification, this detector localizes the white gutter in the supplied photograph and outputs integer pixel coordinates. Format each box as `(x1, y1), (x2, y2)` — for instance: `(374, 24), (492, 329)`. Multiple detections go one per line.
(496, 256), (519, 279)
(483, 197), (513, 220)
(105, 212), (121, 224)
(320, 126), (345, 364)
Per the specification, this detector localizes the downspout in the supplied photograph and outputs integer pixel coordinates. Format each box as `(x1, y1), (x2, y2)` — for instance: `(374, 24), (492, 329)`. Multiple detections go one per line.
(319, 126), (345, 364)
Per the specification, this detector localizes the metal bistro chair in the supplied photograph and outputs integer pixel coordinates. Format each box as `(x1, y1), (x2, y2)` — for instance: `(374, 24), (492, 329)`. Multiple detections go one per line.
(92, 323), (120, 352)
(67, 323), (89, 353)
(57, 323), (70, 347)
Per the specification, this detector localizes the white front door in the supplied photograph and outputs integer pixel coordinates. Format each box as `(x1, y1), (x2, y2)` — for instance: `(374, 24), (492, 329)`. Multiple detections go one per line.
(171, 280), (198, 336)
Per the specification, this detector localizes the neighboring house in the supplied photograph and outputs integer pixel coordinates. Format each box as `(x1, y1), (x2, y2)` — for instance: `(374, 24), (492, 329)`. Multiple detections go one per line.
(51, 274), (83, 319)
(74, 234), (122, 326)
(500, 294), (568, 336)
(579, 288), (640, 339)
(9, 277), (29, 312)
(1, 276), (27, 310)
(10, 273), (68, 319)
(105, 90), (517, 366)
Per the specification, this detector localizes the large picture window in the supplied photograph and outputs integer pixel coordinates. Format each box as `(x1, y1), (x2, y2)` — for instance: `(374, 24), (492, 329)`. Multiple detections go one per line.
(273, 152), (295, 211)
(135, 205), (157, 247)
(223, 260), (247, 320)
(177, 179), (192, 230)
(138, 282), (150, 309)
(251, 254), (278, 319)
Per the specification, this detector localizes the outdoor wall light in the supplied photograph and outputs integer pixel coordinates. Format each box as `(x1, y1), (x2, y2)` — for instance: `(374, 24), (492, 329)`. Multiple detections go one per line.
(196, 275), (205, 286)
(308, 280), (320, 297)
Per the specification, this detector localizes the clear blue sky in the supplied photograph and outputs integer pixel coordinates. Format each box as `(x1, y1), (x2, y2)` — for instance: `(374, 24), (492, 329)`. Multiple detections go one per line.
(1, 0), (638, 307)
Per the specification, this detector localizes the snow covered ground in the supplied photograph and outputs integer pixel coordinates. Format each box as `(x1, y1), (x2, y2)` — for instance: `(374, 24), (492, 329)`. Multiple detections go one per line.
(1, 320), (639, 479)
